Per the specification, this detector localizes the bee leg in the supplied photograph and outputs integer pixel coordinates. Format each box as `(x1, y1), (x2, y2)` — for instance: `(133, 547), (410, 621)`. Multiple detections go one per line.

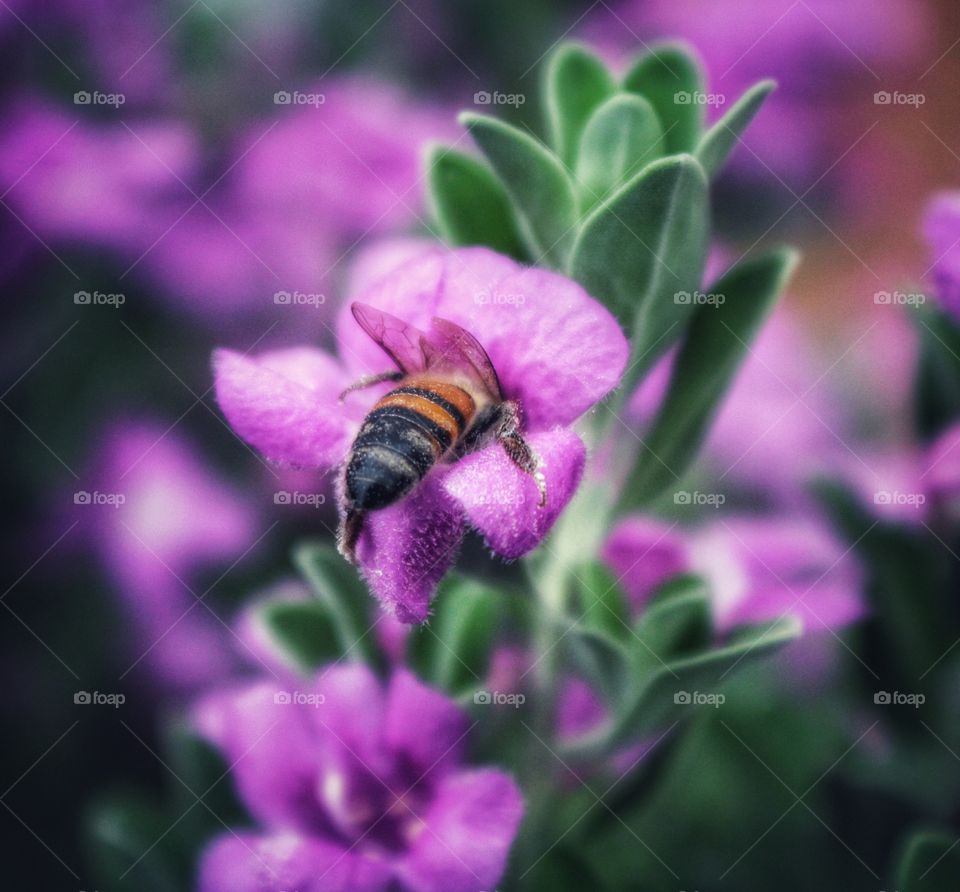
(337, 508), (365, 564)
(464, 400), (547, 508)
(338, 370), (403, 403)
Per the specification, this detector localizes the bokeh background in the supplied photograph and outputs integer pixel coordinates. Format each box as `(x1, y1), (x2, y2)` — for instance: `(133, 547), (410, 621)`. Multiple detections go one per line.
(3, 0), (960, 889)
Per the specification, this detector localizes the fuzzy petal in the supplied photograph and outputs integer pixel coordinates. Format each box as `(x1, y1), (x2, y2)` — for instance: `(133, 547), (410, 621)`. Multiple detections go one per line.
(446, 261), (629, 428)
(443, 429), (586, 560)
(192, 681), (321, 831)
(213, 347), (351, 468)
(337, 247), (629, 428)
(396, 769), (524, 892)
(356, 478), (465, 624)
(602, 517), (690, 613)
(385, 669), (470, 776)
(197, 831), (392, 892)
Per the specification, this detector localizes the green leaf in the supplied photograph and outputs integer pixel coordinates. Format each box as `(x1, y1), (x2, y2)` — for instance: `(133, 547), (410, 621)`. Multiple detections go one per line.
(575, 560), (631, 643)
(427, 145), (528, 260)
(600, 616), (801, 755)
(559, 624), (630, 706)
(293, 542), (381, 668)
(632, 574), (712, 668)
(544, 42), (617, 167)
(697, 79), (776, 177)
(85, 794), (185, 892)
(408, 575), (502, 695)
(897, 830), (960, 891)
(460, 112), (579, 268)
(254, 599), (341, 674)
(623, 42), (706, 154)
(575, 93), (665, 213)
(570, 153), (709, 379)
(621, 247), (798, 507)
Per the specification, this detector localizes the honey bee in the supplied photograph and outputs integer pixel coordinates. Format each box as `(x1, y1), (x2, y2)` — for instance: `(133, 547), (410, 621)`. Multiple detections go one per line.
(337, 302), (545, 563)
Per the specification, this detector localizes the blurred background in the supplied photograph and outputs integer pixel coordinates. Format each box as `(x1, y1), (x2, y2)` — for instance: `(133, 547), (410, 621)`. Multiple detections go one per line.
(3, 0), (960, 889)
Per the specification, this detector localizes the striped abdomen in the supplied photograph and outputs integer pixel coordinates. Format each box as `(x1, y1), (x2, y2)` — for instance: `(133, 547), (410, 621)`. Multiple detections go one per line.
(345, 377), (476, 511)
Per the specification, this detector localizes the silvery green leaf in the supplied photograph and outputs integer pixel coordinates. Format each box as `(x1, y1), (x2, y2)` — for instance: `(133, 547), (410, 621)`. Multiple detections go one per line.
(293, 542), (382, 668)
(408, 575), (502, 695)
(697, 79), (776, 177)
(544, 41), (617, 167)
(622, 247), (798, 507)
(570, 153), (709, 383)
(427, 145), (528, 260)
(460, 112), (579, 268)
(575, 93), (665, 213)
(623, 42), (706, 154)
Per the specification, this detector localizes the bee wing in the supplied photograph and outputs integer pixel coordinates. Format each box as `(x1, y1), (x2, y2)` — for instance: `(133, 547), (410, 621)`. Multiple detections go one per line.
(425, 316), (503, 401)
(350, 302), (429, 375)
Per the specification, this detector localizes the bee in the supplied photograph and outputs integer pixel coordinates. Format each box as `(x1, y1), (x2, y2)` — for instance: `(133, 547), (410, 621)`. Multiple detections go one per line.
(337, 302), (545, 563)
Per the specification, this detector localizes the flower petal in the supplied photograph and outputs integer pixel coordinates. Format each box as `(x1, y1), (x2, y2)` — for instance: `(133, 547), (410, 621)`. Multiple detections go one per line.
(192, 681), (321, 831)
(337, 247), (629, 428)
(384, 669), (470, 776)
(197, 831), (392, 892)
(213, 347), (351, 468)
(396, 769), (524, 892)
(601, 517), (690, 613)
(443, 260), (629, 428)
(355, 478), (465, 624)
(443, 429), (586, 560)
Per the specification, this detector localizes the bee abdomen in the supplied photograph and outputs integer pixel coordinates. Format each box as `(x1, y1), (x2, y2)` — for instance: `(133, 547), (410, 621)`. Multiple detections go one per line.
(345, 382), (476, 512)
(345, 409), (440, 511)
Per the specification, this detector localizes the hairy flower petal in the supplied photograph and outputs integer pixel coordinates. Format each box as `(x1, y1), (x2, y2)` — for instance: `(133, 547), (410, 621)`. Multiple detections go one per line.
(356, 478), (465, 623)
(443, 429), (586, 560)
(213, 347), (352, 468)
(337, 247), (629, 428)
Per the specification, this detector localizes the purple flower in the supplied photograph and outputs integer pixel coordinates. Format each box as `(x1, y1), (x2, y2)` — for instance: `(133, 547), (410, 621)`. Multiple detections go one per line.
(687, 515), (864, 633)
(193, 663), (524, 892)
(214, 246), (628, 622)
(0, 97), (196, 255)
(602, 512), (863, 633)
(140, 79), (452, 322)
(79, 420), (257, 687)
(924, 192), (960, 322)
(601, 517), (689, 612)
